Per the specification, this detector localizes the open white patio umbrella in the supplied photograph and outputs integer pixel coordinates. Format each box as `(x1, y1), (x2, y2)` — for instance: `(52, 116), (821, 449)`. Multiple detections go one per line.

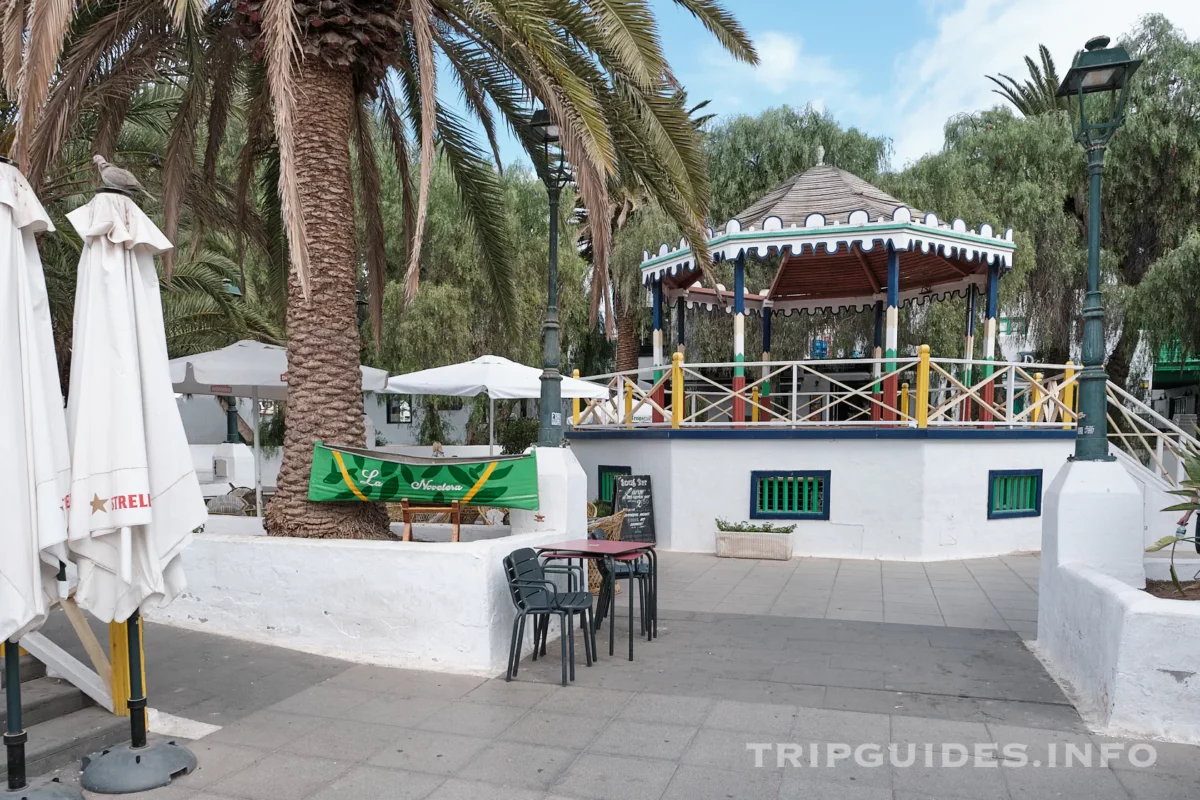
(169, 340), (390, 515)
(0, 161), (70, 645)
(64, 191), (207, 626)
(386, 355), (609, 453)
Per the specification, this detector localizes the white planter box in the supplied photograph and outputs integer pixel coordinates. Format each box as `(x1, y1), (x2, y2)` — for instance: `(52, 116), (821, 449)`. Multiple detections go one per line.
(715, 530), (793, 560)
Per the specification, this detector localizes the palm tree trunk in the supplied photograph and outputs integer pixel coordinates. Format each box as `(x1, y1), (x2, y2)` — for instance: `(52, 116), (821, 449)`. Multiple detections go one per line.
(264, 60), (389, 539)
(614, 291), (640, 373)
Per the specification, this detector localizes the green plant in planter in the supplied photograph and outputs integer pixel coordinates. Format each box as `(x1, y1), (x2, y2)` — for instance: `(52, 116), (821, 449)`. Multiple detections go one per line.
(715, 518), (797, 534)
(1147, 453), (1200, 597)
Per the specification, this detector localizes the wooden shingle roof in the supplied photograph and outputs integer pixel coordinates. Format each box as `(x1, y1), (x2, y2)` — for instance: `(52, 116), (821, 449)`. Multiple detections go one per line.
(733, 165), (921, 228)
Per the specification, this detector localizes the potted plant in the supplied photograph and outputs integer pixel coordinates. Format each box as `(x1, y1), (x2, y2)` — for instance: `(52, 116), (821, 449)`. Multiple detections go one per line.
(715, 518), (797, 561)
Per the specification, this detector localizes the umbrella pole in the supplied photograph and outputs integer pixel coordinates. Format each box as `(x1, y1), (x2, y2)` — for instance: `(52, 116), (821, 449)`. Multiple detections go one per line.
(5, 640), (26, 792)
(80, 611), (196, 794)
(252, 390), (262, 518)
(489, 397), (495, 456)
(126, 612), (148, 749)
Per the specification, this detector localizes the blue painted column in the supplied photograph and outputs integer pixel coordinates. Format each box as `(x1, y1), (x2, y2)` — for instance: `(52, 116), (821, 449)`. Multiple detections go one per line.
(732, 253), (746, 425)
(675, 295), (686, 355)
(651, 278), (664, 423)
(961, 285), (976, 421)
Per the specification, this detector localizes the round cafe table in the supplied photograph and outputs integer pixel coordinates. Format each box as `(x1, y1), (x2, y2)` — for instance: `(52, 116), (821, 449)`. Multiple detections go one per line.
(536, 539), (656, 661)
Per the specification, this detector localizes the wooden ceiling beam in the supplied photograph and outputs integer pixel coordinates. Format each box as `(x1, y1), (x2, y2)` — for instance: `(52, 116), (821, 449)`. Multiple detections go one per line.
(852, 244), (881, 294)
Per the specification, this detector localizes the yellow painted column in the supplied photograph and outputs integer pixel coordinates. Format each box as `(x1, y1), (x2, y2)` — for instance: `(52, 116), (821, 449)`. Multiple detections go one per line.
(900, 382), (910, 419)
(624, 379), (633, 426)
(1032, 372), (1044, 423)
(1062, 361), (1076, 428)
(109, 619), (149, 718)
(916, 345), (930, 429)
(572, 369), (581, 426)
(751, 386), (760, 422)
(671, 352), (683, 428)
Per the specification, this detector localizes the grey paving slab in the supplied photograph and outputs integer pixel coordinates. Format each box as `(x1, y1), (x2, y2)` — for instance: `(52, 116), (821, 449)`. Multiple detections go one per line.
(589, 719), (698, 761)
(415, 700), (526, 737)
(207, 752), (350, 800)
(1002, 762), (1131, 800)
(366, 729), (490, 776)
(661, 764), (781, 800)
(306, 765), (445, 800)
(704, 700), (798, 735)
(281, 717), (402, 762)
(456, 741), (579, 791)
(553, 752), (677, 800)
(504, 709), (608, 749)
(425, 777), (544, 800)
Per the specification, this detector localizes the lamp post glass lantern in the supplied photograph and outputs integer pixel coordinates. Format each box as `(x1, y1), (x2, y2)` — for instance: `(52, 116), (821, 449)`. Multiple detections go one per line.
(530, 109), (571, 446)
(1055, 35), (1141, 461)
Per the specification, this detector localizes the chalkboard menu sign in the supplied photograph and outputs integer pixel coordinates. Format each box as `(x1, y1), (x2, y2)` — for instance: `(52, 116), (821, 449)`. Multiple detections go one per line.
(613, 474), (655, 543)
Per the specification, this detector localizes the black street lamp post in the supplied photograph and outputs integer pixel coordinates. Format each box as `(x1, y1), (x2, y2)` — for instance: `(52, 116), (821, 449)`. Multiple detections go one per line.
(530, 110), (571, 447)
(1056, 35), (1141, 461)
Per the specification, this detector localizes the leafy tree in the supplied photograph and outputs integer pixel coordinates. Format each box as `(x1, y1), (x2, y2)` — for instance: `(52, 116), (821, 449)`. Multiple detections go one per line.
(705, 105), (891, 223)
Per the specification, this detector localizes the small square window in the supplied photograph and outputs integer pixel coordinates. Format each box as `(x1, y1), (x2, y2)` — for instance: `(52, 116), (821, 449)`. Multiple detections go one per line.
(988, 470), (1042, 519)
(387, 395), (412, 424)
(750, 470), (830, 520)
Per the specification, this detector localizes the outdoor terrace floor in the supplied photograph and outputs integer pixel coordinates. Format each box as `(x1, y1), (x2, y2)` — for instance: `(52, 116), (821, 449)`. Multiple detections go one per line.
(33, 553), (1199, 800)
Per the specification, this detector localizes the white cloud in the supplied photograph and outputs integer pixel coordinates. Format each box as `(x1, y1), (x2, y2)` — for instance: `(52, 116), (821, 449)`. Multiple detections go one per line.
(889, 0), (1200, 166)
(696, 29), (851, 107)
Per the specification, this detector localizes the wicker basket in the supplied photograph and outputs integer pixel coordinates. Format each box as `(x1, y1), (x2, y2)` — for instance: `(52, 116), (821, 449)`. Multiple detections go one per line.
(715, 530), (793, 561)
(586, 510), (626, 593)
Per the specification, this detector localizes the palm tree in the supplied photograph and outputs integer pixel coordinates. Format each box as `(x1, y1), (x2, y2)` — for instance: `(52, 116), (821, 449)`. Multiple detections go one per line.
(986, 44), (1071, 117)
(6, 0), (758, 539)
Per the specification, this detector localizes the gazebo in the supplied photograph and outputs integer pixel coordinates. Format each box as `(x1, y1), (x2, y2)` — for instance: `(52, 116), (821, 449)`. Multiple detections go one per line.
(565, 159), (1086, 562)
(639, 160), (1016, 422)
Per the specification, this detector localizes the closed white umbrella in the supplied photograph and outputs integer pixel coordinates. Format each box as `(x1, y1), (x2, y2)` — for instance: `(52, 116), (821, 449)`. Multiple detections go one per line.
(64, 192), (206, 625)
(0, 161), (70, 645)
(168, 341), (389, 515)
(386, 355), (609, 453)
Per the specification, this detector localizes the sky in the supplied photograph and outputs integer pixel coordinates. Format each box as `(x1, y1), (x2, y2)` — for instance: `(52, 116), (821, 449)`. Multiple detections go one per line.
(487, 0), (1200, 173)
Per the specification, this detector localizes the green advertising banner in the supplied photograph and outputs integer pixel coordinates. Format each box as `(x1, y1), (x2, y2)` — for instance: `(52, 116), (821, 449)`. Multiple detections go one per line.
(308, 441), (540, 510)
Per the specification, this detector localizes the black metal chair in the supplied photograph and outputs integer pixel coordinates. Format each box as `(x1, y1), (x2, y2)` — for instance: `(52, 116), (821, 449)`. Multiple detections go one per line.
(503, 548), (594, 685)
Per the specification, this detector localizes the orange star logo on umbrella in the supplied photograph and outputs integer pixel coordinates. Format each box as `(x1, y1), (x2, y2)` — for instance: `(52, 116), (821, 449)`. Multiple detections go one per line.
(90, 494), (109, 514)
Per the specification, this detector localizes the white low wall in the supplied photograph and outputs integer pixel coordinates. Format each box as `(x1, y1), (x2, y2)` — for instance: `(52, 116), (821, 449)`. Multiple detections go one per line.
(156, 446), (588, 675)
(150, 529), (573, 676)
(1036, 561), (1200, 743)
(569, 432), (1073, 560)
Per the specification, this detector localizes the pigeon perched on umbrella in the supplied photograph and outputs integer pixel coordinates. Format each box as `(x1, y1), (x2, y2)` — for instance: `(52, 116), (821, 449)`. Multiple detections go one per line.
(92, 154), (155, 201)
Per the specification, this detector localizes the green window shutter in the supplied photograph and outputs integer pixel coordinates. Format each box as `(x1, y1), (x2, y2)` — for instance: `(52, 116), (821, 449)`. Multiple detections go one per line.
(988, 470), (1043, 519)
(751, 471), (830, 520)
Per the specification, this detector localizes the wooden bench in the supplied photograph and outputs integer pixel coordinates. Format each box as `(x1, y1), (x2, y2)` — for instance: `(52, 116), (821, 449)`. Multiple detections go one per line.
(399, 499), (462, 542)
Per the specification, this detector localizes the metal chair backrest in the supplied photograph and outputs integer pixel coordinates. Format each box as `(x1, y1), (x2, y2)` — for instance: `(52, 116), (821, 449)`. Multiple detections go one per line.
(503, 548), (552, 611)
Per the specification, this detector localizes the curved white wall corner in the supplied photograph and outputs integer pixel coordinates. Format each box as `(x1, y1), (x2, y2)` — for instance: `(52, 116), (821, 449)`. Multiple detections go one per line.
(1034, 562), (1200, 743)
(510, 446), (588, 540)
(569, 436), (1072, 560)
(1033, 459), (1200, 743)
(148, 529), (576, 676)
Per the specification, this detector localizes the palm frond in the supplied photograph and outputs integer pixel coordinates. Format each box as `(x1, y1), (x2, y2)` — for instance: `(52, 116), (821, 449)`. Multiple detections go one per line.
(403, 0), (438, 305)
(261, 0), (310, 299)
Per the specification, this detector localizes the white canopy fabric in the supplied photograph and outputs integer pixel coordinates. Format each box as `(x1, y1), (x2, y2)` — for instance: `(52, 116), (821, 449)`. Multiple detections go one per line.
(169, 340), (389, 401)
(64, 193), (207, 624)
(386, 355), (608, 400)
(169, 341), (389, 516)
(0, 162), (71, 642)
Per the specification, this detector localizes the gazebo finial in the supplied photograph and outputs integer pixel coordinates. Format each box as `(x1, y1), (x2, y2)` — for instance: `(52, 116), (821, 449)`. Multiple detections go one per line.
(815, 144), (825, 166)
